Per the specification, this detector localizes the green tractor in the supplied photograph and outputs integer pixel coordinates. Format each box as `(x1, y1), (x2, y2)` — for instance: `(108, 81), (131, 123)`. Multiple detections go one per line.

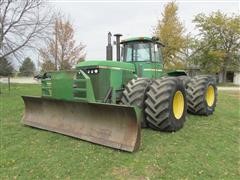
(22, 33), (217, 152)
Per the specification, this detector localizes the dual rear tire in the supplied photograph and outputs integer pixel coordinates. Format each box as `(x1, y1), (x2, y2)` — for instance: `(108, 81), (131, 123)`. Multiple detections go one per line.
(121, 75), (217, 132)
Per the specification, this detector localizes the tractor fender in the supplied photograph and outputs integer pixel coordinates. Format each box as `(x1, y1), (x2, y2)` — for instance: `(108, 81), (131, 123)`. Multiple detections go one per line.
(165, 70), (187, 77)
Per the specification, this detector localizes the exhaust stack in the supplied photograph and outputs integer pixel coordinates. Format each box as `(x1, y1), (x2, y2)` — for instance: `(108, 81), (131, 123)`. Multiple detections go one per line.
(106, 32), (113, 60)
(114, 34), (122, 61)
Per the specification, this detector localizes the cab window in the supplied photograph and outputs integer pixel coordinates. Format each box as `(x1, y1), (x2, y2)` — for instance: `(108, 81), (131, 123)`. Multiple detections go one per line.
(124, 42), (151, 62)
(152, 44), (163, 63)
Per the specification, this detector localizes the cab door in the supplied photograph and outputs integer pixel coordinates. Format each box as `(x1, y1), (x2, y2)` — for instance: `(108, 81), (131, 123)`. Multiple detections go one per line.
(152, 44), (163, 78)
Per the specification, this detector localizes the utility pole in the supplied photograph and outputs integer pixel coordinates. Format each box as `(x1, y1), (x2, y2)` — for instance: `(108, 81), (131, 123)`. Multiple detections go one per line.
(37, 53), (40, 73)
(54, 19), (58, 70)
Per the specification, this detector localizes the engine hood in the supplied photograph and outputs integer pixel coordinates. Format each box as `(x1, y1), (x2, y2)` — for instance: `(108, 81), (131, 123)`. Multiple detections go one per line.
(76, 60), (135, 72)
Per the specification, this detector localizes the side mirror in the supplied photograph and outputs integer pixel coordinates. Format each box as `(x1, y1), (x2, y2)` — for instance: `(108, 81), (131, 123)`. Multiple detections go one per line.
(34, 74), (42, 79)
(154, 44), (158, 52)
(121, 46), (124, 60)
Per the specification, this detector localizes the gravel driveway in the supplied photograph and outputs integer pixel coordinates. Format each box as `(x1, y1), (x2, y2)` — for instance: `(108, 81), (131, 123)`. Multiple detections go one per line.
(218, 87), (240, 91)
(0, 77), (40, 84)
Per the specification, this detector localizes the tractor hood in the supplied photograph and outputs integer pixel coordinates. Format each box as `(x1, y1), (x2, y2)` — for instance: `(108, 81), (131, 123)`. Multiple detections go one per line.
(76, 60), (135, 72)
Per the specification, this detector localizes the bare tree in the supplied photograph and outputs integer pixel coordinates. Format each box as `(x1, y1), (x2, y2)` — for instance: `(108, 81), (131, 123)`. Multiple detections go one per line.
(40, 15), (86, 71)
(0, 0), (53, 62)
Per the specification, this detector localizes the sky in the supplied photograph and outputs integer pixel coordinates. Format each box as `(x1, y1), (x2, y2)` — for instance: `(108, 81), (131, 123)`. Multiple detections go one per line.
(32, 0), (239, 68)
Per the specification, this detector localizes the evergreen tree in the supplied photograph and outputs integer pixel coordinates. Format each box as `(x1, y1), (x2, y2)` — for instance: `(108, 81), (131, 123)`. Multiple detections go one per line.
(0, 58), (14, 76)
(19, 57), (36, 76)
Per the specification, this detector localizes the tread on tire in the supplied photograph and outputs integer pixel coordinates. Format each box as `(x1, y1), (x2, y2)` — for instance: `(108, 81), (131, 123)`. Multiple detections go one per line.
(187, 75), (217, 115)
(145, 77), (187, 132)
(121, 78), (151, 127)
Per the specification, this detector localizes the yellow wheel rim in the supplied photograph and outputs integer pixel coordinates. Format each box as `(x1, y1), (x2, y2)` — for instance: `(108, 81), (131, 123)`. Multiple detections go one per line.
(173, 91), (184, 120)
(205, 85), (215, 107)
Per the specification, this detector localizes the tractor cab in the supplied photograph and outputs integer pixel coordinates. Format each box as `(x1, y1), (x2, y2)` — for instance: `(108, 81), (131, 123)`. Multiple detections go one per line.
(121, 37), (164, 63)
(120, 37), (164, 78)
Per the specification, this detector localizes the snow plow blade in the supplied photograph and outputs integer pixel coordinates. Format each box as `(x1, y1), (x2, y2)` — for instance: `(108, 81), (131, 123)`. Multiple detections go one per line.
(21, 96), (140, 152)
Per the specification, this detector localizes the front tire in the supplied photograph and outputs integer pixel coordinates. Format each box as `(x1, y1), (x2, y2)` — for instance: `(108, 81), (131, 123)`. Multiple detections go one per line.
(145, 77), (187, 132)
(120, 78), (151, 127)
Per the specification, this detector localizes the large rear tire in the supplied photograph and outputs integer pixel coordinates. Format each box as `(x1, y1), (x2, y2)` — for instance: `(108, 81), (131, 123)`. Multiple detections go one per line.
(120, 78), (151, 127)
(145, 77), (187, 132)
(187, 75), (217, 115)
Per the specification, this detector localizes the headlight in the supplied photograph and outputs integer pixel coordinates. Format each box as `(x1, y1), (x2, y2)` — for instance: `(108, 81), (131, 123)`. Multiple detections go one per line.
(85, 68), (99, 74)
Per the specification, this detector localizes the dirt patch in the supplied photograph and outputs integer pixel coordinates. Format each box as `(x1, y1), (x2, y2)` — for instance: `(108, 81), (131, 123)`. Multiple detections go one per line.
(111, 167), (150, 180)
(112, 167), (132, 177)
(145, 165), (165, 176)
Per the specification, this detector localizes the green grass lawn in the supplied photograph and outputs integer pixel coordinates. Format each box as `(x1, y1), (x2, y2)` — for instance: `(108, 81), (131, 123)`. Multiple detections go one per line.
(0, 84), (239, 179)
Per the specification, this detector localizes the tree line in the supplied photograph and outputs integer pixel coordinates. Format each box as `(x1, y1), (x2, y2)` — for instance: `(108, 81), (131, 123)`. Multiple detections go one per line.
(0, 0), (85, 77)
(154, 2), (239, 82)
(0, 57), (35, 76)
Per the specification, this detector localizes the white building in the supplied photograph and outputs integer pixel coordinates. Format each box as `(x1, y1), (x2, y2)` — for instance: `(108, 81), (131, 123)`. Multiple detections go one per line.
(218, 71), (240, 85)
(233, 72), (240, 85)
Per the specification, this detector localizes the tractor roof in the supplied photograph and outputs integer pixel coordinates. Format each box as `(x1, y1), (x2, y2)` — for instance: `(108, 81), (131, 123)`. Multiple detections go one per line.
(121, 37), (164, 46)
(121, 37), (152, 43)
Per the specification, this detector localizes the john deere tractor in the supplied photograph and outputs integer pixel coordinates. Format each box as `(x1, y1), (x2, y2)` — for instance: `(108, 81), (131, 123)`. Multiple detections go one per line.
(22, 33), (217, 152)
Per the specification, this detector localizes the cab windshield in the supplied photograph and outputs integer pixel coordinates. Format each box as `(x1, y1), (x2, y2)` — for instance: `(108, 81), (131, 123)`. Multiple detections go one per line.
(123, 42), (152, 62)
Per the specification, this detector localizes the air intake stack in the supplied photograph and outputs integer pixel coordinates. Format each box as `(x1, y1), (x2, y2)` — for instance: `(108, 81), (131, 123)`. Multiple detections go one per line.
(114, 34), (122, 61)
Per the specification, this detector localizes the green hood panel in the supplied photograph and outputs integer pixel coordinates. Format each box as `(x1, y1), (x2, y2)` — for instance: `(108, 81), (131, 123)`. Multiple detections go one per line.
(76, 60), (135, 71)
